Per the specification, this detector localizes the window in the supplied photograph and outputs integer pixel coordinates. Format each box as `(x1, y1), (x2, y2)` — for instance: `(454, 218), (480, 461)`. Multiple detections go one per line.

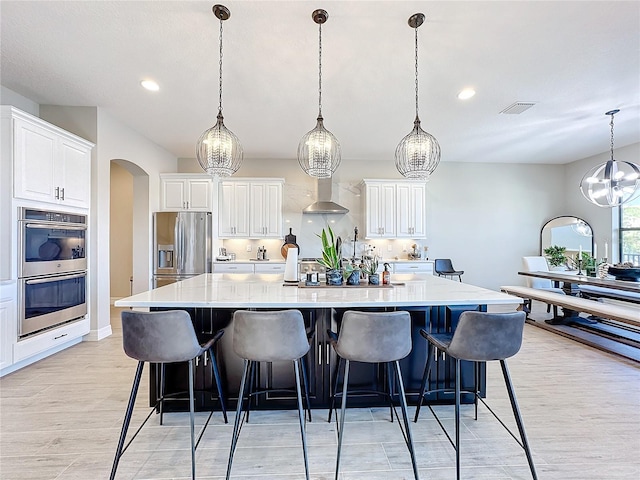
(620, 196), (640, 265)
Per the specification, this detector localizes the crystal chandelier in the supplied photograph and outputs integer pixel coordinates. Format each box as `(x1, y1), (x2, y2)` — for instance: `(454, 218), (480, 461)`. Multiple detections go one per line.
(395, 13), (441, 180)
(580, 109), (640, 207)
(196, 4), (243, 177)
(297, 9), (341, 179)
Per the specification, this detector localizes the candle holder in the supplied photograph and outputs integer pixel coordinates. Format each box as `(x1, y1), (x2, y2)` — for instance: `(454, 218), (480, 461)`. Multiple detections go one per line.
(576, 258), (583, 275)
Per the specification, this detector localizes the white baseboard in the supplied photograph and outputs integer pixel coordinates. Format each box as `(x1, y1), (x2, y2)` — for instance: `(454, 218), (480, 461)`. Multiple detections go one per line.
(85, 324), (113, 341)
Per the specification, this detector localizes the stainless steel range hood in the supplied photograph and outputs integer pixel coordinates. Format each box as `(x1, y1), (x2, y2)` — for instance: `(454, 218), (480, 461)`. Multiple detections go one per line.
(303, 177), (349, 214)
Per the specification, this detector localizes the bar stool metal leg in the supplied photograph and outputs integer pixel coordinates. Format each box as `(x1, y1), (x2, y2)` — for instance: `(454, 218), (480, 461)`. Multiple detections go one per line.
(188, 359), (196, 480)
(300, 355), (313, 422)
(501, 360), (538, 480)
(159, 363), (165, 425)
(327, 356), (343, 423)
(209, 347), (228, 423)
(455, 358), (461, 480)
(227, 359), (250, 480)
(385, 362), (395, 422)
(393, 360), (420, 480)
(335, 359), (351, 480)
(294, 359), (310, 480)
(414, 342), (434, 422)
(110, 361), (144, 480)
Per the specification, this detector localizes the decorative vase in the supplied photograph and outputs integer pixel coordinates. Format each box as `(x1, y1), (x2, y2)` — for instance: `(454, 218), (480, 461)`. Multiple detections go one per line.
(326, 269), (343, 286)
(368, 273), (380, 285)
(346, 270), (360, 286)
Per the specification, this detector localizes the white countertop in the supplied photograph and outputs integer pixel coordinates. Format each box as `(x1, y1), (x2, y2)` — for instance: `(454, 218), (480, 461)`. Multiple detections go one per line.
(115, 273), (520, 309)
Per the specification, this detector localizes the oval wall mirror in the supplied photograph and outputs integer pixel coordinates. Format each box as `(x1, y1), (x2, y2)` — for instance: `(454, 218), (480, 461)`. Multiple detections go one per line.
(540, 216), (593, 256)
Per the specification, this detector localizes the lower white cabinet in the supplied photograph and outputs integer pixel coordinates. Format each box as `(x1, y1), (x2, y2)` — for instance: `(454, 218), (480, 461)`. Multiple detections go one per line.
(0, 283), (17, 370)
(213, 262), (286, 274)
(13, 317), (89, 364)
(392, 261), (434, 275)
(254, 263), (286, 274)
(212, 263), (255, 274)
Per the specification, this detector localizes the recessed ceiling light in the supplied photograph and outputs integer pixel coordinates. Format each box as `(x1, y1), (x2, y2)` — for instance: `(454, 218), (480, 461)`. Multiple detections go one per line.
(140, 80), (159, 92)
(457, 88), (475, 100)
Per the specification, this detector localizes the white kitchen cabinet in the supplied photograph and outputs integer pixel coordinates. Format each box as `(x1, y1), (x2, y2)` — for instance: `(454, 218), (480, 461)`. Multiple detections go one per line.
(254, 262), (286, 274)
(212, 263), (254, 273)
(396, 182), (426, 238)
(249, 181), (283, 238)
(361, 179), (427, 239)
(160, 174), (213, 211)
(219, 179), (283, 239)
(219, 181), (250, 237)
(6, 107), (93, 209)
(362, 181), (396, 238)
(0, 282), (17, 371)
(392, 261), (433, 275)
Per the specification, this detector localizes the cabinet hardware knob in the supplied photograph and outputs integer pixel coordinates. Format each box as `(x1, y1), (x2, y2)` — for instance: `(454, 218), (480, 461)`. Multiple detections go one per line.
(60, 187), (65, 200)
(54, 333), (68, 340)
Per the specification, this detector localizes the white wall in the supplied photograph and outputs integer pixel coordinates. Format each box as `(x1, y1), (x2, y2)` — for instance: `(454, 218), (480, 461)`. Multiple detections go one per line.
(0, 86), (38, 116)
(110, 162), (133, 298)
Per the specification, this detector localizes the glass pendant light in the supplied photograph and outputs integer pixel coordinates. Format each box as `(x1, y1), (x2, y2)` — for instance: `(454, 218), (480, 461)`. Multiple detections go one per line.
(196, 4), (243, 177)
(580, 109), (640, 207)
(395, 13), (441, 180)
(297, 9), (341, 179)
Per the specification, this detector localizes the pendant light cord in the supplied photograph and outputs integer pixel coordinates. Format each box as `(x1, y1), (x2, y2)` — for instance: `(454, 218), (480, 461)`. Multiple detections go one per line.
(218, 16), (224, 115)
(414, 25), (419, 121)
(318, 22), (323, 117)
(609, 112), (615, 161)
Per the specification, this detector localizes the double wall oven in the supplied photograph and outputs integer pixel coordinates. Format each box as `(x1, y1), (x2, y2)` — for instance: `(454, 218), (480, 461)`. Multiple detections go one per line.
(18, 208), (87, 338)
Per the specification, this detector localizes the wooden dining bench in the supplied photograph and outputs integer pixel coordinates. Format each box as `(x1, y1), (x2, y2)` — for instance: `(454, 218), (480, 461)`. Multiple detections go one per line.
(500, 285), (640, 328)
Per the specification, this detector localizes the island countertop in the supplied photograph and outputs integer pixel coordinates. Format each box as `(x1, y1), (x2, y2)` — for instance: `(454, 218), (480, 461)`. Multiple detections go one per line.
(114, 273), (521, 309)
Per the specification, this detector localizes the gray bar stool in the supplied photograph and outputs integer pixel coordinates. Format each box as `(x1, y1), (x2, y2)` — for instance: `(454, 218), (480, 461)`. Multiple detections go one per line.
(328, 310), (420, 480)
(110, 310), (227, 480)
(226, 309), (311, 480)
(414, 311), (537, 480)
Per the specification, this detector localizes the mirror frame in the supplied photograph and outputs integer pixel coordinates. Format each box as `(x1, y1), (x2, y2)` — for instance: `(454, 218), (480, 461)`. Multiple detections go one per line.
(540, 216), (594, 256)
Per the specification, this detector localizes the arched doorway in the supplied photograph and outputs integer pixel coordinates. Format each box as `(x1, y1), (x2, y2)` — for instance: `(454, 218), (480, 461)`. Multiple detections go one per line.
(110, 159), (150, 303)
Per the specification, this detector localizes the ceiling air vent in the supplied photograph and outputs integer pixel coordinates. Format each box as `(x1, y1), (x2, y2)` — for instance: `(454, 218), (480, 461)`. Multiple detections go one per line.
(499, 102), (536, 114)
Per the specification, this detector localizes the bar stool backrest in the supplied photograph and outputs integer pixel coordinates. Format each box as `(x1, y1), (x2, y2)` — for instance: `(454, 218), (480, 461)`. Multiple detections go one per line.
(233, 309), (310, 362)
(336, 310), (412, 363)
(447, 311), (526, 362)
(121, 310), (202, 363)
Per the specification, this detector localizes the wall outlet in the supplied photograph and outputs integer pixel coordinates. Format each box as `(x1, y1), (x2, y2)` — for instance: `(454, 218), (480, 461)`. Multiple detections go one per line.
(387, 244), (393, 252)
(246, 244), (252, 252)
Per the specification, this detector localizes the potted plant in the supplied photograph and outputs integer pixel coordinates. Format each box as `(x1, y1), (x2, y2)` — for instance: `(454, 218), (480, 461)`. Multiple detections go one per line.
(363, 257), (380, 285)
(342, 262), (361, 285)
(317, 225), (343, 286)
(543, 245), (567, 270)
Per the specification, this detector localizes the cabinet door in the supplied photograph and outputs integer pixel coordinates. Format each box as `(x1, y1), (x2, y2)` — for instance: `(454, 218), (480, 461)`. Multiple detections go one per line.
(13, 118), (57, 203)
(219, 182), (250, 237)
(249, 182), (282, 238)
(186, 178), (212, 210)
(0, 296), (16, 370)
(58, 138), (91, 208)
(396, 183), (426, 238)
(364, 182), (396, 238)
(161, 179), (187, 210)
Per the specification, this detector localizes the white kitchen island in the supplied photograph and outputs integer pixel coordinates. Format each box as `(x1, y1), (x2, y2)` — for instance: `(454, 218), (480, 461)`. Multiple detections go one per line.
(115, 274), (521, 411)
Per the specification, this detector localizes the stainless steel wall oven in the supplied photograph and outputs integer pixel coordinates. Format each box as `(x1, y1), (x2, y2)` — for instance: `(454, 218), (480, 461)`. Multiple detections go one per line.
(18, 208), (88, 337)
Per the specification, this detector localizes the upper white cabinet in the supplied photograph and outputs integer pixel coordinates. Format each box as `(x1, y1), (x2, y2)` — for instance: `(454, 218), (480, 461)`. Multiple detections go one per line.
(249, 181), (283, 238)
(361, 179), (427, 239)
(160, 174), (213, 211)
(362, 181), (397, 238)
(4, 106), (93, 209)
(396, 182), (426, 238)
(219, 180), (250, 237)
(219, 178), (283, 239)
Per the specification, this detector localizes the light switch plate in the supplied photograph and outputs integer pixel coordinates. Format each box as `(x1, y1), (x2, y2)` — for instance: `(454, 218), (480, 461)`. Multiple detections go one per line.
(246, 244), (252, 252)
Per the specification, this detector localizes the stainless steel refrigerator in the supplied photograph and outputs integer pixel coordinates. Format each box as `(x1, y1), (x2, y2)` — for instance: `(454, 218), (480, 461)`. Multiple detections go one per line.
(153, 211), (212, 288)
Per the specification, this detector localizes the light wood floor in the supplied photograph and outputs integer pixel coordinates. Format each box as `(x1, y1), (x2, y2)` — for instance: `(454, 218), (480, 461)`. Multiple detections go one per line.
(1, 304), (638, 479)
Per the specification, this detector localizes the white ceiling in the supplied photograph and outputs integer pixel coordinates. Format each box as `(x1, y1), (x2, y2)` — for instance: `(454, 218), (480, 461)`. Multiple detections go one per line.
(1, 1), (639, 166)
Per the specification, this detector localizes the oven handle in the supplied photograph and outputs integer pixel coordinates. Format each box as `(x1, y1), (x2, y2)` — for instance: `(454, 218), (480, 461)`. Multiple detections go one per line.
(25, 272), (86, 284)
(25, 223), (87, 231)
